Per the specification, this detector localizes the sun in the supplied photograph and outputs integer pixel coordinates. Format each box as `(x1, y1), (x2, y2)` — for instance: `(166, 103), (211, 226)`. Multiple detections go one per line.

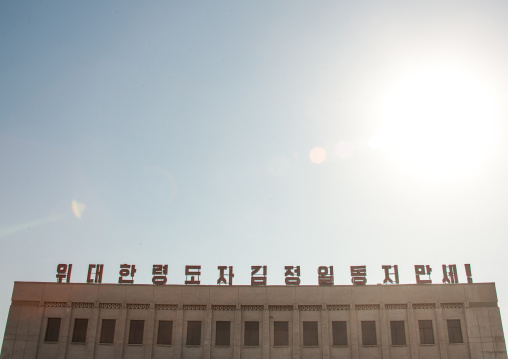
(376, 65), (500, 183)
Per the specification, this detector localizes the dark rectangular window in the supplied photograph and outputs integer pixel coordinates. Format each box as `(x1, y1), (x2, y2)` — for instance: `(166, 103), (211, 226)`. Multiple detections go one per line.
(72, 319), (88, 343)
(44, 318), (61, 342)
(361, 321), (377, 345)
(332, 321), (347, 345)
(390, 321), (406, 345)
(186, 321), (201, 346)
(99, 319), (116, 344)
(244, 321), (259, 346)
(157, 321), (173, 345)
(447, 319), (463, 343)
(419, 320), (435, 344)
(128, 320), (144, 344)
(303, 321), (319, 346)
(274, 321), (289, 346)
(215, 321), (230, 346)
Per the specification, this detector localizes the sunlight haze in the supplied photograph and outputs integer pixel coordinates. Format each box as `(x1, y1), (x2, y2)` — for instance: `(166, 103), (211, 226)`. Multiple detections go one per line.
(1, 0), (508, 340)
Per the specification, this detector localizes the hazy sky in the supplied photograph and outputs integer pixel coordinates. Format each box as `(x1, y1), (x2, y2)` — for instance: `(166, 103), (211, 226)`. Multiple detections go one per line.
(1, 1), (508, 338)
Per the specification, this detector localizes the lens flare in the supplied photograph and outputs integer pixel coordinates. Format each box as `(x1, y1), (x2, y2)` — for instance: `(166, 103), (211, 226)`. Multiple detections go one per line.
(0, 215), (63, 238)
(309, 147), (327, 164)
(71, 200), (87, 219)
(335, 141), (353, 159)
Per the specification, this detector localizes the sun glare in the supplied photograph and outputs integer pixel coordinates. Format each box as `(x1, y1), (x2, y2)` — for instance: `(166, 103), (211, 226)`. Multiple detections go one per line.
(377, 66), (499, 183)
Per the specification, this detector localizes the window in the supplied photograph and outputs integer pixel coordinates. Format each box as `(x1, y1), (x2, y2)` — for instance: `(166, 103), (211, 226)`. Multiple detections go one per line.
(157, 321), (173, 345)
(419, 320), (435, 344)
(186, 321), (201, 346)
(72, 319), (88, 343)
(390, 321), (406, 345)
(128, 320), (145, 345)
(44, 318), (61, 342)
(274, 321), (289, 346)
(361, 321), (377, 345)
(303, 321), (318, 346)
(447, 319), (463, 343)
(99, 319), (116, 344)
(332, 321), (347, 345)
(215, 321), (230, 346)
(244, 321), (259, 346)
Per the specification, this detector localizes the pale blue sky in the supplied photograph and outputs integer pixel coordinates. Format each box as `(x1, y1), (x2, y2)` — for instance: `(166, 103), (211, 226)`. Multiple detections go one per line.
(1, 1), (508, 338)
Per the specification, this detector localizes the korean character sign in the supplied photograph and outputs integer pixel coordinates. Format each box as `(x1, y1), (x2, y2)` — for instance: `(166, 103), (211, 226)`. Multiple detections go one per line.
(217, 266), (234, 285)
(350, 266), (367, 285)
(284, 266), (300, 285)
(152, 264), (168, 285)
(442, 264), (458, 284)
(415, 265), (432, 284)
(56, 264), (72, 283)
(317, 266), (334, 286)
(382, 265), (399, 284)
(87, 264), (104, 284)
(465, 264), (473, 284)
(118, 264), (136, 284)
(251, 266), (267, 286)
(185, 265), (201, 285)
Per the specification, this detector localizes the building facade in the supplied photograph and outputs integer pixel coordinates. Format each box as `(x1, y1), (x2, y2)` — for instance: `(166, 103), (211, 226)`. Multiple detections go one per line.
(1, 281), (506, 358)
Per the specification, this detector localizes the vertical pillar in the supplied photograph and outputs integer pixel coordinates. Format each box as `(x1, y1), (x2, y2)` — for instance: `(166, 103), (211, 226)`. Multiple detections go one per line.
(59, 303), (71, 359)
(464, 307), (483, 358)
(116, 305), (127, 359)
(321, 308), (330, 359)
(35, 303), (46, 358)
(173, 308), (184, 358)
(380, 305), (389, 359)
(203, 307), (212, 359)
(150, 307), (157, 359)
(407, 303), (419, 359)
(293, 307), (300, 359)
(350, 306), (359, 359)
(233, 307), (241, 359)
(3, 305), (21, 358)
(144, 304), (155, 359)
(263, 306), (269, 359)
(87, 303), (100, 359)
(28, 304), (44, 358)
(435, 305), (448, 359)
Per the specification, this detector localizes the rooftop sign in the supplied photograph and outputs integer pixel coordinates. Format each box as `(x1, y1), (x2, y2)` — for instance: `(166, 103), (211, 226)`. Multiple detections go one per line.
(55, 263), (473, 286)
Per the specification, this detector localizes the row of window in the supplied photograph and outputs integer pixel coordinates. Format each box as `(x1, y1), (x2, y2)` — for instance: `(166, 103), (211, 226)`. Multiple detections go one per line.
(45, 318), (463, 347)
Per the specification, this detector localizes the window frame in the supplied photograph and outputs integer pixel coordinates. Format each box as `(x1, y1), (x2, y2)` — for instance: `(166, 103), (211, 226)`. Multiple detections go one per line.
(302, 321), (319, 346)
(447, 319), (463, 344)
(361, 321), (377, 346)
(157, 320), (173, 346)
(331, 321), (348, 346)
(44, 318), (61, 343)
(186, 321), (202, 346)
(418, 320), (435, 345)
(71, 318), (88, 343)
(128, 320), (145, 345)
(273, 321), (289, 347)
(244, 321), (260, 347)
(215, 321), (231, 347)
(390, 321), (406, 346)
(99, 319), (116, 344)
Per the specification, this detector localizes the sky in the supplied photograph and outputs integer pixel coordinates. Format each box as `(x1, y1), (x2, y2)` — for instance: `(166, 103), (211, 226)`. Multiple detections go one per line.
(1, 0), (508, 339)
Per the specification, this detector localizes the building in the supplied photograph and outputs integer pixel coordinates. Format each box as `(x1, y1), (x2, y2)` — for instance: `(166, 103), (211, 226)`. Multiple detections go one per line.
(1, 281), (506, 358)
